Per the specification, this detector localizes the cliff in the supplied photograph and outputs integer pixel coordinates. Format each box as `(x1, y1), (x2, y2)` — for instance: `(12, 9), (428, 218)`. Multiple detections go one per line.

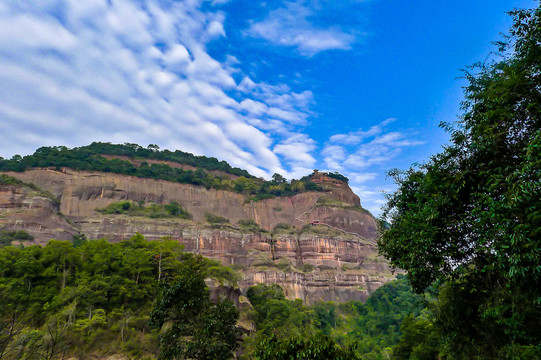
(0, 168), (394, 304)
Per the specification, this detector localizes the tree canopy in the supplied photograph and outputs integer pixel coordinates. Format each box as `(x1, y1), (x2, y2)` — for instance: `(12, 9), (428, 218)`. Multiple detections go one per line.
(0, 235), (240, 359)
(0, 143), (321, 201)
(244, 275), (425, 360)
(378, 4), (541, 358)
(149, 255), (239, 360)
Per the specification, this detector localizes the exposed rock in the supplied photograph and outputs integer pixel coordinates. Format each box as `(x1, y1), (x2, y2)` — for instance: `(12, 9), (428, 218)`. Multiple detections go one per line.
(0, 182), (77, 243)
(1, 169), (395, 304)
(3, 169), (378, 238)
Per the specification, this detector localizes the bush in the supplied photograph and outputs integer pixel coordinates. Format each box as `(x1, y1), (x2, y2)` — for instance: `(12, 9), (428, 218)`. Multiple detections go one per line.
(238, 219), (258, 227)
(299, 264), (315, 273)
(0, 229), (34, 246)
(273, 223), (292, 231)
(326, 171), (349, 183)
(96, 201), (191, 219)
(204, 212), (229, 224)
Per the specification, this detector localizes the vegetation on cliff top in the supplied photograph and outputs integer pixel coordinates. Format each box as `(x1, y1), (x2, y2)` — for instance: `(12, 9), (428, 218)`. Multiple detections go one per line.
(0, 142), (252, 177)
(0, 142), (326, 201)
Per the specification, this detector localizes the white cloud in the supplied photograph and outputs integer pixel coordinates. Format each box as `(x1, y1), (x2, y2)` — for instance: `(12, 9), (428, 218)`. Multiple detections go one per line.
(322, 119), (424, 216)
(208, 20), (226, 38)
(351, 185), (390, 216)
(273, 134), (316, 178)
(163, 44), (191, 67)
(0, 0), (319, 179)
(246, 1), (356, 56)
(0, 13), (77, 50)
(0, 0), (408, 217)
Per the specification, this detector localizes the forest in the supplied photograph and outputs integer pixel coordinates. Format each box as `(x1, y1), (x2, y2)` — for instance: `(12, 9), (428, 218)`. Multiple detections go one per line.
(0, 235), (426, 360)
(377, 5), (541, 359)
(1, 3), (540, 360)
(0, 143), (324, 201)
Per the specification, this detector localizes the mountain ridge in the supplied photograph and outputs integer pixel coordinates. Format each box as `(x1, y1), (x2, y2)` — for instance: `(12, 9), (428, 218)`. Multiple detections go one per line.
(0, 145), (394, 304)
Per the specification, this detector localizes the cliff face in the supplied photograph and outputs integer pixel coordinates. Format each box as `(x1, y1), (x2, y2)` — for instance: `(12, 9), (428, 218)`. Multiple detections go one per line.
(0, 182), (76, 242)
(0, 169), (393, 304)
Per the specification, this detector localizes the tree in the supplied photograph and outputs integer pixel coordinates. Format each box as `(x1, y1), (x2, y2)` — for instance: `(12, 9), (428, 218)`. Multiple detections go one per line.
(271, 173), (286, 184)
(378, 4), (541, 358)
(149, 237), (183, 282)
(392, 314), (439, 360)
(0, 287), (31, 359)
(149, 255), (239, 360)
(253, 334), (359, 360)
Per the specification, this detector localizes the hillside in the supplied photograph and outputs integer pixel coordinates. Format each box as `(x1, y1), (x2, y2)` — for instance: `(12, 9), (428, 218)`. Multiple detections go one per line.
(0, 145), (394, 304)
(0, 143), (321, 201)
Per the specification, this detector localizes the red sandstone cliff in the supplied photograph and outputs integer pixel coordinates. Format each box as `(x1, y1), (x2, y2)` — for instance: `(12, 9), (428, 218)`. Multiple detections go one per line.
(0, 169), (394, 304)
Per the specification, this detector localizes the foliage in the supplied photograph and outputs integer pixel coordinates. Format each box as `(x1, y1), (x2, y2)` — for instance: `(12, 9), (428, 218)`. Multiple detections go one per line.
(0, 174), (26, 186)
(378, 4), (541, 359)
(0, 235), (241, 359)
(3, 142), (250, 177)
(245, 275), (424, 359)
(253, 334), (359, 360)
(0, 230), (34, 247)
(96, 201), (192, 219)
(206, 259), (242, 286)
(237, 219), (265, 233)
(149, 255), (239, 360)
(272, 223), (292, 232)
(201, 212), (230, 228)
(325, 171), (349, 183)
(205, 212), (230, 224)
(393, 314), (439, 360)
(0, 143), (321, 201)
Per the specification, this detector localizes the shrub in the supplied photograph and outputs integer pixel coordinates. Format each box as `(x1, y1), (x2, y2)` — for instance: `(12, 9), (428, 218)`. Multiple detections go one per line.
(204, 212), (229, 224)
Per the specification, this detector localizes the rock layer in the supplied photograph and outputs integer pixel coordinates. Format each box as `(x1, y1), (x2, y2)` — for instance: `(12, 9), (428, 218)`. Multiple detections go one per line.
(0, 169), (394, 304)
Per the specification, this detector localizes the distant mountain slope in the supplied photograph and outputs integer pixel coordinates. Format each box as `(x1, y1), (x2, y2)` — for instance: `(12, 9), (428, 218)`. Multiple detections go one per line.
(0, 142), (253, 177)
(0, 142), (324, 201)
(0, 145), (392, 304)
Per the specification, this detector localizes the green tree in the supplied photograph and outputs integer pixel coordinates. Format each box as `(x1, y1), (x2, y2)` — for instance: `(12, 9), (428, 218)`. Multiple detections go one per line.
(149, 237), (183, 282)
(253, 334), (359, 360)
(378, 4), (541, 359)
(393, 314), (439, 360)
(271, 173), (286, 184)
(149, 255), (239, 360)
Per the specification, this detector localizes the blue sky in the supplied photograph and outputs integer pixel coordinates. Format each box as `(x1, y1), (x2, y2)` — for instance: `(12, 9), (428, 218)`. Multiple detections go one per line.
(0, 0), (536, 215)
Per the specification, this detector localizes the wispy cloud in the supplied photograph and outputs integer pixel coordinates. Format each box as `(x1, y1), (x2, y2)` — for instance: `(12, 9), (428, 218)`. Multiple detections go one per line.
(0, 0), (317, 178)
(274, 134), (317, 178)
(322, 119), (424, 215)
(0, 0), (422, 217)
(245, 1), (357, 56)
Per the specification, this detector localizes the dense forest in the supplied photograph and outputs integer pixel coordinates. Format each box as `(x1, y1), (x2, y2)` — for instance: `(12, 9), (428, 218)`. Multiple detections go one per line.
(0, 142), (324, 201)
(378, 5), (541, 359)
(0, 142), (252, 177)
(1, 3), (540, 360)
(0, 236), (426, 360)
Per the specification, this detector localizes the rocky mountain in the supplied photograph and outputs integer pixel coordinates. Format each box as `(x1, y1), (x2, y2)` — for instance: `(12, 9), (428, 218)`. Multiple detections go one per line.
(0, 154), (395, 304)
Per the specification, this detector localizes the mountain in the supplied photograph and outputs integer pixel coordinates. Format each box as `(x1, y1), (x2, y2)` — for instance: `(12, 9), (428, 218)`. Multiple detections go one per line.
(0, 144), (395, 304)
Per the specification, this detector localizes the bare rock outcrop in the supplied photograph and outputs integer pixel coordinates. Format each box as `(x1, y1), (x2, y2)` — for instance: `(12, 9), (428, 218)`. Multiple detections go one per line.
(0, 182), (77, 243)
(1, 169), (394, 304)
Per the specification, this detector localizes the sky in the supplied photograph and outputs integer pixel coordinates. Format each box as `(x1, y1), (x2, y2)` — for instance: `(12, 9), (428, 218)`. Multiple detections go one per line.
(0, 0), (537, 215)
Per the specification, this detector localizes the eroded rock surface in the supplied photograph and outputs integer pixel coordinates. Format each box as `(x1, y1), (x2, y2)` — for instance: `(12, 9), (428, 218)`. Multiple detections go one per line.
(1, 169), (394, 304)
